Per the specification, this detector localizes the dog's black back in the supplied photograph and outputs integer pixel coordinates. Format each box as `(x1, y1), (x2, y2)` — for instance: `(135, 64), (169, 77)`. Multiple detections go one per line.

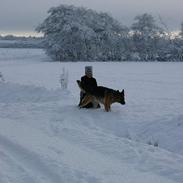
(78, 80), (120, 97)
(91, 86), (115, 97)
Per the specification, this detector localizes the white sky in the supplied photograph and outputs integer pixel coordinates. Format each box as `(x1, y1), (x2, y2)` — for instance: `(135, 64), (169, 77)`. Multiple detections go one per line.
(0, 0), (183, 36)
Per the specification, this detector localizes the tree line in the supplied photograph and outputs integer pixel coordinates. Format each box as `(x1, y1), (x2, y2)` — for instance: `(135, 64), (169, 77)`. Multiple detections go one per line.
(36, 4), (183, 61)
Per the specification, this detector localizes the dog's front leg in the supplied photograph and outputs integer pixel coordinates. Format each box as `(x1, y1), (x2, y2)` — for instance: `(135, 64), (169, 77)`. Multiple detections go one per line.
(104, 97), (110, 112)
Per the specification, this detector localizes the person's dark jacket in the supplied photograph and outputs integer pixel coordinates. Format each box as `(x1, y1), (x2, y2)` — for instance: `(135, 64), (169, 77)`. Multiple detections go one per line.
(80, 75), (98, 93)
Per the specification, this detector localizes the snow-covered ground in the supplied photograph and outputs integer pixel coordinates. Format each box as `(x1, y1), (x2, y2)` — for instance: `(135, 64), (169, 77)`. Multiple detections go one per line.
(0, 48), (183, 183)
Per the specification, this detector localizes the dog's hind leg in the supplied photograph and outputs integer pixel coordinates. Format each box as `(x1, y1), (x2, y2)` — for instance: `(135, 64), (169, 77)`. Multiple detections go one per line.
(79, 94), (93, 108)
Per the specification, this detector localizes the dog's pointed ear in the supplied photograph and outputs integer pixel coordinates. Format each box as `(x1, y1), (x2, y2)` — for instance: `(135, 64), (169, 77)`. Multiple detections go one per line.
(121, 89), (124, 94)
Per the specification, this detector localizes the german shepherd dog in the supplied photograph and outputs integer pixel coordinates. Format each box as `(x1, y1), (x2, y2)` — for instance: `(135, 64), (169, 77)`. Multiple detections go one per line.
(77, 80), (125, 112)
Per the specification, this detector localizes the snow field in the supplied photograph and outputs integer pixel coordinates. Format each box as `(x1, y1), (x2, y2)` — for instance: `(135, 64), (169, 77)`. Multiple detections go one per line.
(0, 48), (183, 183)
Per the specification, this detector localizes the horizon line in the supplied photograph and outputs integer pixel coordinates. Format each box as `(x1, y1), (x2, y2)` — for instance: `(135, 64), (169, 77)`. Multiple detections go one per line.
(0, 31), (43, 37)
(0, 30), (181, 38)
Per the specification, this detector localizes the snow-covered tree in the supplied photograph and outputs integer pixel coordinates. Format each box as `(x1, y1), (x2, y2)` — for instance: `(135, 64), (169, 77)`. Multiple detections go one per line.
(36, 4), (128, 61)
(131, 13), (164, 61)
(36, 5), (183, 62)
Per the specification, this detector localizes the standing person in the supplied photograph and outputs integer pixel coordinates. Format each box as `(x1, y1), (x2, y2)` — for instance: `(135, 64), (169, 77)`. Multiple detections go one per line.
(79, 66), (100, 108)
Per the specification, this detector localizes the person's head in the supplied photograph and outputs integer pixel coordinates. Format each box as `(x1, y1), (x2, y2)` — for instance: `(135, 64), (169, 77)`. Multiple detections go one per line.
(85, 66), (93, 78)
